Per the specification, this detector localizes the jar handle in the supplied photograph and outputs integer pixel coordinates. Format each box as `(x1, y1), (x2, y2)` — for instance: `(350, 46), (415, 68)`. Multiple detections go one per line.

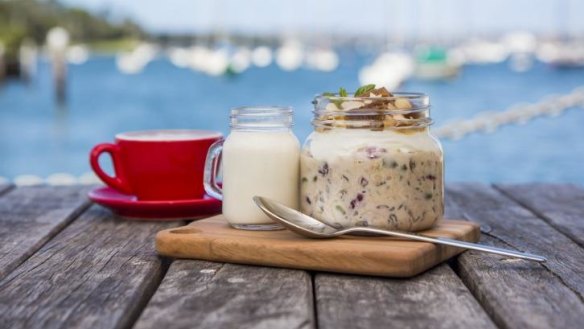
(204, 139), (224, 200)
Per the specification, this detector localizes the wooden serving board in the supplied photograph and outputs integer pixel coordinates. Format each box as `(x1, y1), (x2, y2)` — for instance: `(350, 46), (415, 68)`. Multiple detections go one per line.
(156, 215), (480, 278)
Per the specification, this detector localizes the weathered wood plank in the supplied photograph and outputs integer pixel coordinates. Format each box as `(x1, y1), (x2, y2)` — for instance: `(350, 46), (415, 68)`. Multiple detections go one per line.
(446, 183), (584, 329)
(315, 264), (496, 329)
(0, 204), (179, 329)
(495, 183), (584, 247)
(134, 261), (314, 329)
(0, 185), (92, 281)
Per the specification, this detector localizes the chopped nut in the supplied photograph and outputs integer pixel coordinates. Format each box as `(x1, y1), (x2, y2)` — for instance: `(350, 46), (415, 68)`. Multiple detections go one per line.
(342, 101), (365, 111)
(392, 114), (410, 127)
(325, 103), (339, 112)
(395, 98), (412, 109)
(393, 113), (406, 121)
(384, 116), (397, 128)
(371, 87), (392, 97)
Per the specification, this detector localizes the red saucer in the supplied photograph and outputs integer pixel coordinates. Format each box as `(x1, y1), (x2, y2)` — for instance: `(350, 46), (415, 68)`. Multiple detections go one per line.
(88, 187), (222, 221)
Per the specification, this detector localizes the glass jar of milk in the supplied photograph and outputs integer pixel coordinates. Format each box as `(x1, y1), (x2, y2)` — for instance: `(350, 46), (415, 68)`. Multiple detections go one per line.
(204, 106), (300, 230)
(301, 91), (443, 232)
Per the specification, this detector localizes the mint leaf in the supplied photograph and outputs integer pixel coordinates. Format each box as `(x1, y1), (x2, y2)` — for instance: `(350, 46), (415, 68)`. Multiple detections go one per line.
(322, 92), (335, 96)
(354, 84), (376, 96)
(339, 87), (348, 97)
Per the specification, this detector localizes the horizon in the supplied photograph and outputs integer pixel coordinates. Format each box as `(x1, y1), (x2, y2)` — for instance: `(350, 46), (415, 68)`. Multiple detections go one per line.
(60, 0), (584, 37)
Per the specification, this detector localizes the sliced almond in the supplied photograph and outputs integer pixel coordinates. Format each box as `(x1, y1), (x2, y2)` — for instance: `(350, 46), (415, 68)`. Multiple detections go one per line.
(341, 101), (365, 111)
(395, 98), (412, 109)
(325, 103), (339, 112)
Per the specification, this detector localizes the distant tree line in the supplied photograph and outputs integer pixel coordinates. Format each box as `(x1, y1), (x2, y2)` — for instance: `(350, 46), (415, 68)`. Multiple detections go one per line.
(0, 0), (144, 59)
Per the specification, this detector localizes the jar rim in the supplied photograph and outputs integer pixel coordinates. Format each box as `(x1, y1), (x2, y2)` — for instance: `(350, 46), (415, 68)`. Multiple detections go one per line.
(231, 106), (293, 117)
(230, 106), (294, 130)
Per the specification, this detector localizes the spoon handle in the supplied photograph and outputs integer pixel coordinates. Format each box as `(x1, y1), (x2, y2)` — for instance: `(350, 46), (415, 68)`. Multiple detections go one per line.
(348, 227), (546, 262)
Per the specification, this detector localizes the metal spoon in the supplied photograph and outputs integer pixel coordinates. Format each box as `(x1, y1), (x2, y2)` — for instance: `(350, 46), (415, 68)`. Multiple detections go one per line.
(253, 196), (546, 262)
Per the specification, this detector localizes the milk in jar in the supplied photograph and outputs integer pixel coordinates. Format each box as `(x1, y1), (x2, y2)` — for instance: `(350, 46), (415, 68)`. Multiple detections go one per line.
(204, 106), (300, 230)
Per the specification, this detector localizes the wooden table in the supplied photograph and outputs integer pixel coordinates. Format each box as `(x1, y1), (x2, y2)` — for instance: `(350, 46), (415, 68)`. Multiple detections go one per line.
(0, 183), (582, 329)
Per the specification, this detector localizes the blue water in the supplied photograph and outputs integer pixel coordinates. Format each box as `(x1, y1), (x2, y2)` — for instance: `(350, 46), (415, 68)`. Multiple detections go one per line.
(1, 53), (583, 184)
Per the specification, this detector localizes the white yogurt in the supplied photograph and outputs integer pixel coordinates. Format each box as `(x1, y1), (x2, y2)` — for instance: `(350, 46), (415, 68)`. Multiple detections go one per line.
(307, 128), (438, 160)
(222, 130), (300, 225)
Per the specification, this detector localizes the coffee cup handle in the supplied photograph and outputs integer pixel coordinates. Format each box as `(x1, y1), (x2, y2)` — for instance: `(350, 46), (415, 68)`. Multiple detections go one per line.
(204, 139), (224, 200)
(90, 143), (132, 194)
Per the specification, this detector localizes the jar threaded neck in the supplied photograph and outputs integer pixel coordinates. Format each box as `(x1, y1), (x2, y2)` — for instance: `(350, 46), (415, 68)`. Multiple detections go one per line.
(230, 106), (294, 130)
(312, 92), (431, 130)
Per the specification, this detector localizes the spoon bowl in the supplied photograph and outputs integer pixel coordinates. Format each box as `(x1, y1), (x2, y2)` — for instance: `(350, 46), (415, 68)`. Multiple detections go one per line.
(253, 196), (547, 262)
(253, 195), (338, 238)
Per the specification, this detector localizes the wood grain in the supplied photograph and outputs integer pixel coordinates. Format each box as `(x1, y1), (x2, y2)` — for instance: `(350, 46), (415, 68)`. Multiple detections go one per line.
(0, 185), (92, 281)
(495, 183), (584, 247)
(446, 183), (584, 329)
(135, 261), (314, 329)
(156, 215), (480, 278)
(315, 264), (496, 329)
(0, 204), (179, 329)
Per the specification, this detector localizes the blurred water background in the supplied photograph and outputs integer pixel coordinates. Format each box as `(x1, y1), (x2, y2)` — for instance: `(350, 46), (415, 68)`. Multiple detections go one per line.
(1, 0), (583, 185)
(2, 54), (583, 184)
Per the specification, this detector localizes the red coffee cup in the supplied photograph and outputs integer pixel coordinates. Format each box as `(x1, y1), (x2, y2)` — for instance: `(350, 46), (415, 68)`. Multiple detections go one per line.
(90, 130), (222, 200)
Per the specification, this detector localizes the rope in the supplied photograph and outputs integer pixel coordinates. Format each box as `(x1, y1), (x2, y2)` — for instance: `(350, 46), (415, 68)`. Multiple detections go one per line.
(433, 86), (584, 140)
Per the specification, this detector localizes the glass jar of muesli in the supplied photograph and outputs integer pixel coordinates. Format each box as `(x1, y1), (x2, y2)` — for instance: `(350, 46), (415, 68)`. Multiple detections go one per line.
(300, 89), (443, 231)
